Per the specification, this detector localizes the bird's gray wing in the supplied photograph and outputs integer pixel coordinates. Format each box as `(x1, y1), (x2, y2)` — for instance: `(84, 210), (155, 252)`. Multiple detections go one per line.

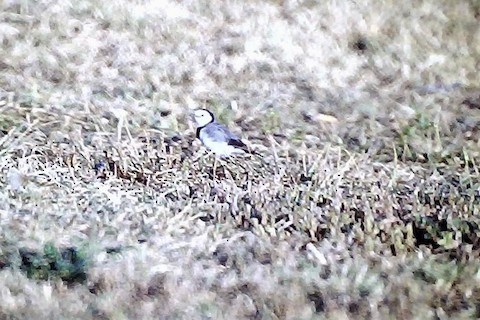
(202, 123), (237, 141)
(204, 122), (248, 150)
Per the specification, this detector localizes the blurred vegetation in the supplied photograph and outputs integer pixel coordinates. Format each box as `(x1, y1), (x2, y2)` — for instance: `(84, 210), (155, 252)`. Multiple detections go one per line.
(0, 0), (480, 319)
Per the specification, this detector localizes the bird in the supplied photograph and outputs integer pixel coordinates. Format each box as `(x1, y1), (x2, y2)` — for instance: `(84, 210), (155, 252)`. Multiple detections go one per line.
(191, 109), (251, 157)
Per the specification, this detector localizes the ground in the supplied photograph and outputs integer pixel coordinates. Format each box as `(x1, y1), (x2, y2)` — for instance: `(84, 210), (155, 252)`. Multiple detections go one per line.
(0, 0), (480, 319)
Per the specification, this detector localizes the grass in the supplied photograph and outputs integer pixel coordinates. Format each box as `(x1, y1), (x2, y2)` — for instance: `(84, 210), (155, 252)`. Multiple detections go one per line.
(1, 0), (480, 319)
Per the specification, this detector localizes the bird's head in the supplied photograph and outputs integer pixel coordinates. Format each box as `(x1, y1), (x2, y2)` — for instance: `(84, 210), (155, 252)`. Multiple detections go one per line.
(192, 109), (215, 127)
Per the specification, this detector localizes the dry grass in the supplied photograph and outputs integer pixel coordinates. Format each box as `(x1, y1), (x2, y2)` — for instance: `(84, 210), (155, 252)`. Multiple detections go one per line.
(1, 0), (480, 319)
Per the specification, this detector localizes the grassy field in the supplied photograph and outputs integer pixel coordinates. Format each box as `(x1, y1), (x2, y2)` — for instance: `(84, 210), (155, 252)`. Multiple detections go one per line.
(1, 0), (480, 319)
